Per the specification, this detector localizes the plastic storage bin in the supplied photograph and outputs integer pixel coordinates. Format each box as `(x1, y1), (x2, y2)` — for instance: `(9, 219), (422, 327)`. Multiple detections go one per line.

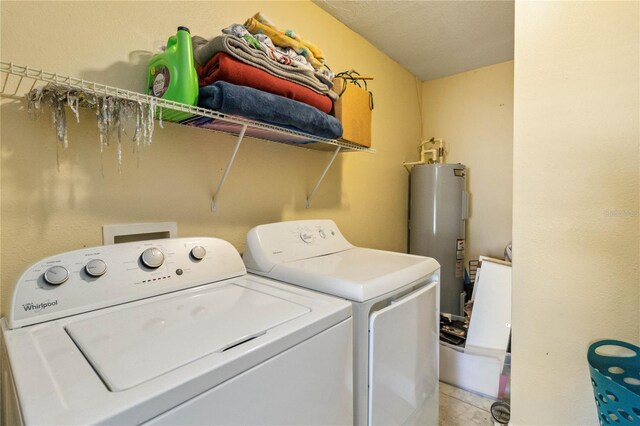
(587, 339), (640, 425)
(439, 314), (510, 398)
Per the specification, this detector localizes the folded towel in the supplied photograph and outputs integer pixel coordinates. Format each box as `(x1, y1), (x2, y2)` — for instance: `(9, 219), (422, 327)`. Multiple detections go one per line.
(192, 35), (337, 99)
(198, 52), (333, 113)
(244, 17), (322, 69)
(222, 23), (314, 71)
(198, 81), (342, 139)
(251, 12), (326, 63)
(246, 13), (334, 84)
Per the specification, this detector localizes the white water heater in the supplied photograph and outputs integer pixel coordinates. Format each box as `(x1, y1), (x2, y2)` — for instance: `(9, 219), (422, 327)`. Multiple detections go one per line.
(409, 163), (468, 315)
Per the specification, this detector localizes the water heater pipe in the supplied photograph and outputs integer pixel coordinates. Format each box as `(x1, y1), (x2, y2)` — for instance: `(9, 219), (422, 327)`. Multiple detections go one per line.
(403, 138), (446, 172)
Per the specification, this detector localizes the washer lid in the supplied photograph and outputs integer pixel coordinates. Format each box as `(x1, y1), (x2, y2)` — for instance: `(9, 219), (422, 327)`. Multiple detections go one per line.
(260, 248), (440, 302)
(65, 282), (310, 391)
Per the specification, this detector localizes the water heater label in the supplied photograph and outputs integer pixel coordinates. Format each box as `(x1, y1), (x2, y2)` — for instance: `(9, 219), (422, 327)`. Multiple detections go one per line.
(455, 261), (463, 278)
(456, 239), (465, 261)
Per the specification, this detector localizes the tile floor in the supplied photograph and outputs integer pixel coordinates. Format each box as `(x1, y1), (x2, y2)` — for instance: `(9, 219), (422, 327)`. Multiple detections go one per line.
(439, 382), (497, 425)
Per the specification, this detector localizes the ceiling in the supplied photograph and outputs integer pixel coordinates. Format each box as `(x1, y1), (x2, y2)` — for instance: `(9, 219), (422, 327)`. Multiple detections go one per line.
(313, 0), (514, 81)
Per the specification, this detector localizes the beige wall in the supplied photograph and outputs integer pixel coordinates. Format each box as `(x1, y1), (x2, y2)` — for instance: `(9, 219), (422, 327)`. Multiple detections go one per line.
(0, 1), (423, 315)
(512, 1), (639, 425)
(421, 61), (513, 262)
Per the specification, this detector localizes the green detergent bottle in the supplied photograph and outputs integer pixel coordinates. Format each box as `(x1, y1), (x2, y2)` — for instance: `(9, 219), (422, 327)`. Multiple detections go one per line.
(147, 26), (198, 122)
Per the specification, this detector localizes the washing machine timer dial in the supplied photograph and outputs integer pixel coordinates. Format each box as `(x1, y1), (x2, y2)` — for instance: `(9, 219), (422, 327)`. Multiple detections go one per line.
(43, 265), (69, 285)
(141, 248), (165, 269)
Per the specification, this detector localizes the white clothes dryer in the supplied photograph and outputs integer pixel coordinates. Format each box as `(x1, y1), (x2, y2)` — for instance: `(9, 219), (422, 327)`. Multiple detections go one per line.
(1, 237), (353, 425)
(243, 220), (441, 426)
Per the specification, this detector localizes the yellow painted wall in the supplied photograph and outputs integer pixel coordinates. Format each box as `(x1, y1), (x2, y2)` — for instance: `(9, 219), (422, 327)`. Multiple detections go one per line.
(512, 1), (639, 424)
(0, 1), (423, 315)
(421, 61), (513, 262)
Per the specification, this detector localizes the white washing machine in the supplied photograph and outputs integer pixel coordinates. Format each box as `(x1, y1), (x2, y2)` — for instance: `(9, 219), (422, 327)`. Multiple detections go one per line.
(1, 237), (353, 425)
(243, 220), (441, 426)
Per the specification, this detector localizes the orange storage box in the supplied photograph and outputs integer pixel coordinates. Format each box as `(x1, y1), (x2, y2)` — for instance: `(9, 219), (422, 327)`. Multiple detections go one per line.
(332, 77), (373, 148)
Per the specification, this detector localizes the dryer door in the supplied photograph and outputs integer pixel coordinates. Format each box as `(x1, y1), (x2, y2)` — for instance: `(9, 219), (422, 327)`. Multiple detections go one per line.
(368, 281), (439, 426)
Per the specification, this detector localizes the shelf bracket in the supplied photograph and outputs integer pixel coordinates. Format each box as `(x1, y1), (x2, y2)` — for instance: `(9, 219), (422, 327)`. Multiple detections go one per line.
(306, 146), (341, 209)
(211, 124), (248, 212)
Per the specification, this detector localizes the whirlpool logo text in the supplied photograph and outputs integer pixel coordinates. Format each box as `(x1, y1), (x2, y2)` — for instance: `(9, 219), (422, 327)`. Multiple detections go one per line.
(22, 300), (58, 312)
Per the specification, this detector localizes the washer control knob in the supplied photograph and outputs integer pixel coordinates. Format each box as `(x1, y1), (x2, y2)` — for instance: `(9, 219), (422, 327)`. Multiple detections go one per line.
(300, 231), (314, 244)
(141, 248), (164, 269)
(43, 266), (69, 285)
(318, 229), (326, 239)
(190, 246), (206, 261)
(85, 259), (107, 277)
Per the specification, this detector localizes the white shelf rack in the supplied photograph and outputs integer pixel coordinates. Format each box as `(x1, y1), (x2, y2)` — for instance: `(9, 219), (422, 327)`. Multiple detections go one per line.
(0, 61), (374, 210)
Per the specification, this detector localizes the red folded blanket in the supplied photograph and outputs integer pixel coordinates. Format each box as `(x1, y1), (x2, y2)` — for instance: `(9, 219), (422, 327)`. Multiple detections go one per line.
(197, 52), (333, 113)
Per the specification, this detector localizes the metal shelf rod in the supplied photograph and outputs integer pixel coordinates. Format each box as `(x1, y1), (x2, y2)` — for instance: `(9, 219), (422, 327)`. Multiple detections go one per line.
(211, 124), (247, 212)
(306, 146), (341, 209)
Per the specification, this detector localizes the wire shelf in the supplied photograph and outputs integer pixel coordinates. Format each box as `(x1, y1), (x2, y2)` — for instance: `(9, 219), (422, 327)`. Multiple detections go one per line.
(0, 61), (374, 153)
(0, 60), (373, 210)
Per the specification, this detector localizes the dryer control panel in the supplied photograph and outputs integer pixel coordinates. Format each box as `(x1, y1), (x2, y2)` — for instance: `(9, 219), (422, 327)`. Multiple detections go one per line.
(243, 220), (354, 273)
(8, 237), (246, 329)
